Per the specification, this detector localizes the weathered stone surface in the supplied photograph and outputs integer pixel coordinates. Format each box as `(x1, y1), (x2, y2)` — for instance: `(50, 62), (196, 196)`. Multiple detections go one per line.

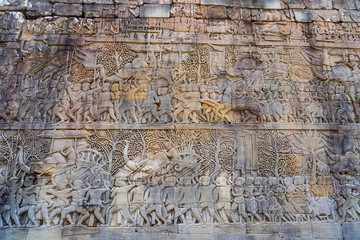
(339, 9), (360, 22)
(342, 222), (360, 240)
(27, 0), (53, 17)
(140, 4), (170, 17)
(293, 9), (312, 22)
(332, 0), (356, 9)
(200, 0), (233, 6)
(205, 6), (227, 19)
(0, 1), (360, 240)
(83, 4), (116, 18)
(49, 0), (83, 3)
(0, 0), (28, 11)
(84, 0), (113, 4)
(303, 0), (333, 9)
(283, 0), (306, 8)
(53, 3), (83, 16)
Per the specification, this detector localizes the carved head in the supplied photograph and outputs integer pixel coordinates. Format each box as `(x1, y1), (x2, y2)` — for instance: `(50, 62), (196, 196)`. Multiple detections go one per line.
(74, 180), (83, 190)
(163, 141), (172, 150)
(164, 177), (175, 187)
(115, 178), (126, 187)
(234, 177), (245, 186)
(254, 177), (262, 185)
(294, 176), (305, 186)
(284, 177), (293, 187)
(92, 179), (101, 188)
(268, 177), (278, 186)
(179, 177), (192, 186)
(215, 176), (227, 186)
(82, 82), (90, 91)
(150, 177), (160, 186)
(199, 176), (211, 186)
(246, 177), (254, 185)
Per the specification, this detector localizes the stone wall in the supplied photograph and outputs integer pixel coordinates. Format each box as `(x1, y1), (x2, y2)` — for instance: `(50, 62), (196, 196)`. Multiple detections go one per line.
(0, 0), (360, 239)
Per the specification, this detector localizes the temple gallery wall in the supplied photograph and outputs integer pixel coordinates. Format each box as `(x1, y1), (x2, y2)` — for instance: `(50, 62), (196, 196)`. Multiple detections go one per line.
(0, 0), (360, 239)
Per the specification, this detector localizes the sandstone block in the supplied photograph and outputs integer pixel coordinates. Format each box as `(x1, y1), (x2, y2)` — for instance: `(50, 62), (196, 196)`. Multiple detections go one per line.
(200, 0), (233, 6)
(312, 223), (342, 240)
(311, 10), (340, 22)
(0, 0), (28, 11)
(140, 4), (170, 18)
(303, 0), (332, 9)
(84, 4), (116, 18)
(49, 0), (83, 3)
(233, 0), (282, 9)
(84, 0), (113, 4)
(333, 0), (356, 9)
(246, 223), (279, 234)
(26, 0), (53, 17)
(283, 0), (305, 8)
(343, 222), (360, 240)
(339, 9), (360, 22)
(143, 0), (172, 3)
(293, 9), (312, 22)
(53, 3), (82, 16)
(205, 6), (227, 19)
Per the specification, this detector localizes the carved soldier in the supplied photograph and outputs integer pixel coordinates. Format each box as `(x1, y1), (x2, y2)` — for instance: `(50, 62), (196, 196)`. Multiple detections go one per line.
(107, 178), (136, 226)
(175, 177), (203, 225)
(196, 175), (222, 225)
(144, 177), (167, 225)
(84, 179), (110, 226)
(129, 180), (150, 225)
(98, 83), (117, 122)
(157, 87), (173, 123)
(214, 175), (233, 224)
(231, 177), (248, 223)
(60, 180), (91, 226)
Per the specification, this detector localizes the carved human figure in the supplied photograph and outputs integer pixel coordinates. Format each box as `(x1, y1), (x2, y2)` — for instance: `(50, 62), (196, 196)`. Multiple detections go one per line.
(110, 83), (123, 122)
(196, 175), (222, 225)
(52, 77), (71, 123)
(0, 176), (25, 227)
(107, 178), (136, 226)
(84, 179), (110, 226)
(48, 180), (72, 225)
(231, 177), (248, 223)
(214, 176), (233, 224)
(118, 83), (141, 124)
(35, 178), (55, 227)
(175, 177), (203, 225)
(161, 177), (182, 224)
(141, 85), (160, 123)
(144, 177), (167, 225)
(254, 177), (271, 221)
(60, 180), (91, 226)
(129, 180), (150, 225)
(157, 87), (173, 123)
(18, 175), (38, 227)
(244, 177), (262, 222)
(98, 83), (117, 122)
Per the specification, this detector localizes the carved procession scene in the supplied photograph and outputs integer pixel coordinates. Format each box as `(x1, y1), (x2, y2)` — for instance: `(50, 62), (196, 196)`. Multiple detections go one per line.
(0, 0), (359, 237)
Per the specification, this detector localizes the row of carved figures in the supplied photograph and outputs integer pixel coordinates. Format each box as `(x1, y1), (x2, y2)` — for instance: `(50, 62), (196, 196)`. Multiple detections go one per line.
(1, 74), (360, 125)
(0, 172), (359, 228)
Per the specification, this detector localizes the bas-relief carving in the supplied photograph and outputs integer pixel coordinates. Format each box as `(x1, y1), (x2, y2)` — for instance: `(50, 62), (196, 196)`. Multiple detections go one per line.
(0, 128), (358, 228)
(4, 43), (360, 126)
(1, 7), (360, 232)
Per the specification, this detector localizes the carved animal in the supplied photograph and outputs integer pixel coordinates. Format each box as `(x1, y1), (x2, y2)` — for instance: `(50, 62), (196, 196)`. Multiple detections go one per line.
(231, 96), (263, 123)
